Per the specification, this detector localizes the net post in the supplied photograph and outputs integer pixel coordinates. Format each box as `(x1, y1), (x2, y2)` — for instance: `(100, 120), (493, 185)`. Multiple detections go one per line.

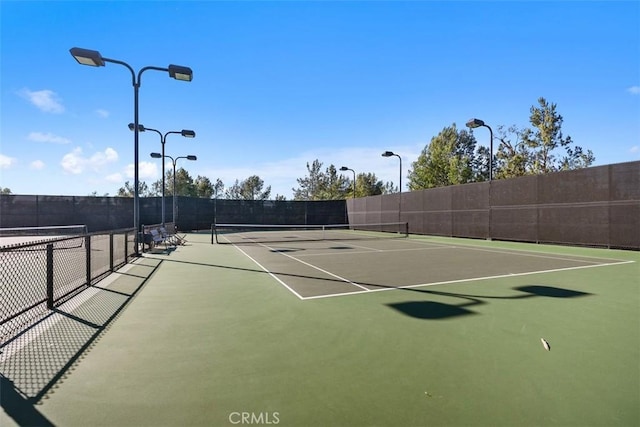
(124, 230), (129, 261)
(404, 221), (409, 236)
(85, 235), (91, 286)
(109, 232), (114, 272)
(46, 243), (54, 309)
(211, 224), (214, 244)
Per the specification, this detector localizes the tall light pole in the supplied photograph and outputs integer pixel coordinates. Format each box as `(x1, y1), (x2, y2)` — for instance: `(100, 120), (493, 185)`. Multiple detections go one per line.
(339, 166), (356, 198)
(465, 118), (493, 181)
(130, 123), (195, 225)
(466, 118), (493, 239)
(382, 151), (402, 222)
(151, 153), (197, 227)
(70, 47), (192, 256)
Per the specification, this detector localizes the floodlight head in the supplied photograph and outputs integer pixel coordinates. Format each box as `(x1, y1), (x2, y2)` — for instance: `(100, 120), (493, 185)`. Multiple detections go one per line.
(186, 155), (197, 161)
(382, 151), (395, 157)
(339, 166), (349, 171)
(181, 130), (196, 138)
(128, 123), (145, 132)
(70, 47), (105, 66)
(466, 118), (485, 129)
(168, 64), (193, 81)
(150, 152), (162, 159)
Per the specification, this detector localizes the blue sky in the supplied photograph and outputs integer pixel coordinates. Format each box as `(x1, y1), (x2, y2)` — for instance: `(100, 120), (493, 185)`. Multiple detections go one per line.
(1, 0), (638, 199)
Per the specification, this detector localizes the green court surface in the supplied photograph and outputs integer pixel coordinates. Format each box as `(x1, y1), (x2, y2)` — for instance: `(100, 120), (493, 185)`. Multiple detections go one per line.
(1, 232), (638, 426)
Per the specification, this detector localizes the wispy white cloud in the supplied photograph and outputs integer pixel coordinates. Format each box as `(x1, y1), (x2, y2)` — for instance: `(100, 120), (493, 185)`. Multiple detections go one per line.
(19, 88), (65, 113)
(95, 109), (110, 118)
(105, 173), (124, 183)
(630, 146), (639, 154)
(28, 131), (71, 144)
(0, 154), (17, 169)
(125, 162), (158, 180)
(61, 147), (119, 174)
(627, 86), (640, 95)
(30, 160), (45, 170)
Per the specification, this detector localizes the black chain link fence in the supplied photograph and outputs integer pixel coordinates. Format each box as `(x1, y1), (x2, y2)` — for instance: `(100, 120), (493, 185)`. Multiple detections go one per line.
(0, 228), (135, 345)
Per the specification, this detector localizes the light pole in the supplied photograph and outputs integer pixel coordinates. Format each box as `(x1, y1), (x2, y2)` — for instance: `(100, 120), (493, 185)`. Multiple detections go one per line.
(130, 123), (195, 225)
(339, 166), (356, 198)
(466, 118), (493, 240)
(151, 153), (197, 227)
(465, 118), (493, 181)
(382, 151), (402, 222)
(70, 47), (192, 256)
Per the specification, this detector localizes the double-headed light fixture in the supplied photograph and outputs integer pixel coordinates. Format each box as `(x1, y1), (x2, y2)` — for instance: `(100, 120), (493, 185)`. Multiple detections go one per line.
(70, 47), (193, 255)
(130, 123), (196, 225)
(150, 153), (197, 224)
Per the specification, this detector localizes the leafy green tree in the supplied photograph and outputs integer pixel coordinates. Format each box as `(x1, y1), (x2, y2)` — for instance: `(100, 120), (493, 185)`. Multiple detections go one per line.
(164, 168), (196, 196)
(224, 179), (242, 199)
(493, 98), (595, 178)
(240, 175), (271, 200)
(522, 97), (594, 173)
(293, 159), (324, 200)
(224, 176), (270, 200)
(407, 124), (478, 190)
(213, 179), (224, 198)
(382, 181), (397, 194)
(293, 160), (349, 200)
(348, 173), (384, 197)
(1, 187), (12, 195)
(194, 175), (214, 198)
(493, 125), (531, 179)
(116, 181), (151, 197)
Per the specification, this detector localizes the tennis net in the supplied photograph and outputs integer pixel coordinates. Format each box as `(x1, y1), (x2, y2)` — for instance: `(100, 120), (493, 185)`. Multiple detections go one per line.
(212, 222), (409, 244)
(0, 225), (88, 248)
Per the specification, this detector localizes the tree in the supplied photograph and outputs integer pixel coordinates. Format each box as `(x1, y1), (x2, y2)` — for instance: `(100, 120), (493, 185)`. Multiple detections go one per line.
(293, 160), (349, 200)
(224, 176), (271, 200)
(493, 125), (531, 179)
(240, 175), (271, 200)
(407, 124), (478, 190)
(493, 98), (595, 178)
(224, 179), (242, 199)
(523, 97), (594, 173)
(116, 181), (151, 197)
(213, 179), (224, 199)
(1, 187), (12, 195)
(351, 173), (384, 197)
(194, 175), (214, 198)
(159, 168), (197, 197)
(293, 159), (324, 200)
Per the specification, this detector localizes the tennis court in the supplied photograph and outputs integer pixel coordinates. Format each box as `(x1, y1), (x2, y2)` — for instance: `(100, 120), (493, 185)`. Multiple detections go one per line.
(213, 224), (631, 301)
(2, 230), (638, 427)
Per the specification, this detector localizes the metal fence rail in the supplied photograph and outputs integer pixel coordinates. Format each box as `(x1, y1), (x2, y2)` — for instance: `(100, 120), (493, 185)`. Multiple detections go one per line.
(0, 228), (136, 345)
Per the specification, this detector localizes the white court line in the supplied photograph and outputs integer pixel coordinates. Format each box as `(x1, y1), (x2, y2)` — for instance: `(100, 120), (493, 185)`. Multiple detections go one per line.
(294, 245), (456, 257)
(230, 243), (307, 300)
(300, 260), (635, 300)
(403, 235), (633, 263)
(225, 234), (370, 293)
(223, 233), (636, 301)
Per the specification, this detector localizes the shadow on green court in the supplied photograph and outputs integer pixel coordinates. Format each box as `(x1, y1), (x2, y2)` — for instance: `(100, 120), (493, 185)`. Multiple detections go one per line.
(0, 258), (162, 425)
(388, 285), (591, 320)
(0, 374), (54, 427)
(159, 258), (592, 320)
